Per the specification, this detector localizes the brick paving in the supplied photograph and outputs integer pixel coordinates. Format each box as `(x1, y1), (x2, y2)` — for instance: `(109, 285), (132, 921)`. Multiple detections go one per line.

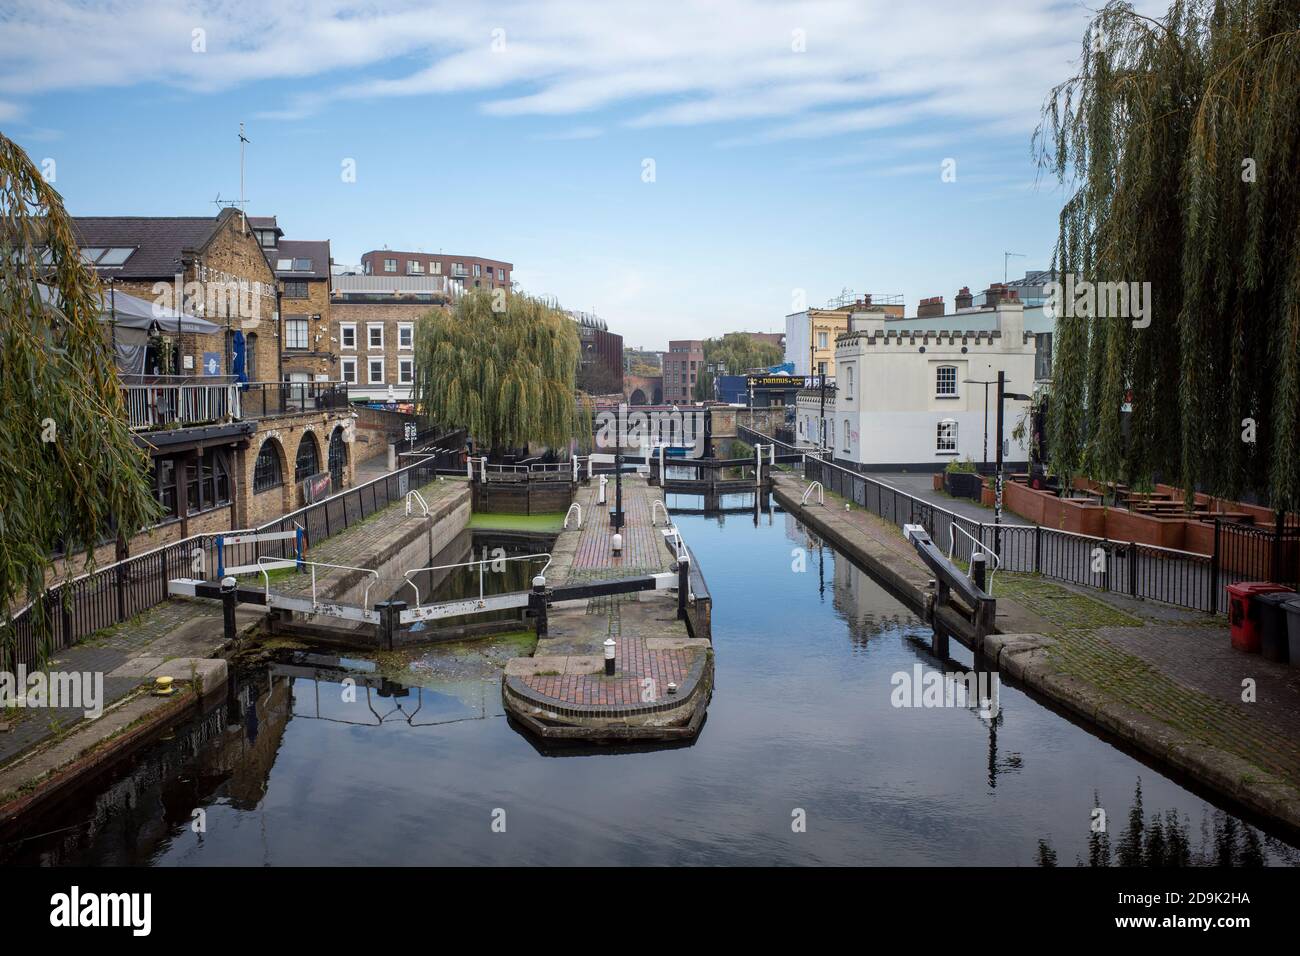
(509, 477), (706, 716)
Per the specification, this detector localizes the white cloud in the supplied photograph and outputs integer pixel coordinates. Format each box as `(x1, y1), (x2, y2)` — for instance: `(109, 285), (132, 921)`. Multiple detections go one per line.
(0, 0), (1171, 143)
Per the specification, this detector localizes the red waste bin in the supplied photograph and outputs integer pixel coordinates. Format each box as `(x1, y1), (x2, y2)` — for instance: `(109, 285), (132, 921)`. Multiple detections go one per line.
(1226, 582), (1291, 653)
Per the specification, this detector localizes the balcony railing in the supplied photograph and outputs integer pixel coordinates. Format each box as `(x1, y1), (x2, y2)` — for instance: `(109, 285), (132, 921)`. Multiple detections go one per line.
(240, 381), (351, 418)
(120, 378), (241, 431)
(119, 378), (350, 431)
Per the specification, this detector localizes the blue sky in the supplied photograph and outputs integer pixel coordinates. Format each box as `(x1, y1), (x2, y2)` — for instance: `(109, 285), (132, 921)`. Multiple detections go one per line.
(0, 0), (1163, 349)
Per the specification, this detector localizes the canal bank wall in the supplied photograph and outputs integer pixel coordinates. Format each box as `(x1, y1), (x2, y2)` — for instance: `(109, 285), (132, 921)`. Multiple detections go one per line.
(770, 471), (1300, 837)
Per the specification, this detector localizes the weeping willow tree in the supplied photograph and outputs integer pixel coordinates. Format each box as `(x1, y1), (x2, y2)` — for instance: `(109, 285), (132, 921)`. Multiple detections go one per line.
(1035, 0), (1300, 511)
(1, 132), (161, 664)
(412, 289), (588, 457)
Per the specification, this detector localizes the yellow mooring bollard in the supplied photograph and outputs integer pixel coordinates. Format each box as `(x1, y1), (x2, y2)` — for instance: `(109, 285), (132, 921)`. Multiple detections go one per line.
(153, 675), (175, 697)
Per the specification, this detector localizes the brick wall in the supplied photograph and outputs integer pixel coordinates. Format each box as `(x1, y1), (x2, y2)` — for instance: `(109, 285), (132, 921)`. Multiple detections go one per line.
(242, 411), (358, 526)
(280, 275), (333, 380)
(332, 301), (440, 393)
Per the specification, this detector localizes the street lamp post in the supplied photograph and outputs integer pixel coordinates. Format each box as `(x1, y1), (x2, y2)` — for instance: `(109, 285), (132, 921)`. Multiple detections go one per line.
(994, 371), (1032, 555)
(963, 375), (997, 473)
(612, 450), (624, 530)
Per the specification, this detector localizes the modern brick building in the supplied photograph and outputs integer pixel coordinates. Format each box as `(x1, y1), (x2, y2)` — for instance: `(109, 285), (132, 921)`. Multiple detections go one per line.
(571, 311), (624, 395)
(360, 249), (512, 292)
(663, 340), (704, 403)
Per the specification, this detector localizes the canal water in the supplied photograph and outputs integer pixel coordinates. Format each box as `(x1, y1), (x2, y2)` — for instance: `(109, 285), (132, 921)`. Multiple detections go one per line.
(6, 493), (1297, 866)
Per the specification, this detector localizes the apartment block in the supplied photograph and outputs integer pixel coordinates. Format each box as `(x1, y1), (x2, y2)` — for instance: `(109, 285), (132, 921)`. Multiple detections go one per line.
(360, 249), (512, 291)
(663, 340), (704, 403)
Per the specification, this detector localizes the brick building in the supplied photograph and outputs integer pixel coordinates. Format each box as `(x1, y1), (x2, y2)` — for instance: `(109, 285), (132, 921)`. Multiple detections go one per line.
(571, 311), (623, 395)
(330, 275), (454, 404)
(248, 216), (334, 382)
(360, 249), (512, 292)
(663, 340), (704, 403)
(69, 209), (356, 563)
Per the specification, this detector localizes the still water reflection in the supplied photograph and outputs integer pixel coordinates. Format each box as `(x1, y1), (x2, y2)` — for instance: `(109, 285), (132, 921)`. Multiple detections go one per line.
(6, 494), (1297, 866)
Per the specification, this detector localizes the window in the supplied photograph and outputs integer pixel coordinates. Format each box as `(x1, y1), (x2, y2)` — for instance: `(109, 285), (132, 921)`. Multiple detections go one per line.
(276, 258), (293, 271)
(398, 323), (413, 349)
(294, 434), (320, 483)
(253, 441), (283, 493)
(367, 323), (384, 349)
(845, 364), (854, 399)
(430, 260), (441, 275)
(399, 358), (414, 384)
(452, 262), (467, 277)
(328, 427), (347, 491)
(1035, 333), (1053, 381)
(817, 360), (827, 377)
(285, 318), (308, 350)
(937, 419), (958, 453)
(936, 365), (958, 397)
(473, 263), (481, 277)
(843, 419), (850, 449)
(368, 358), (385, 384)
(283, 280), (308, 298)
(383, 258), (397, 273)
(818, 331), (828, 349)
(258, 230), (277, 249)
(152, 458), (178, 518)
(293, 258), (311, 272)
(245, 332), (259, 381)
(340, 358), (357, 384)
(96, 247), (135, 266)
(186, 451), (231, 514)
(340, 323), (356, 349)
(408, 260), (424, 274)
(498, 268), (505, 281)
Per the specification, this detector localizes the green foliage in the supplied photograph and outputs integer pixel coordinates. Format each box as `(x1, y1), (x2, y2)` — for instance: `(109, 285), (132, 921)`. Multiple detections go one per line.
(944, 456), (978, 474)
(412, 290), (585, 456)
(0, 132), (160, 666)
(693, 333), (785, 400)
(1035, 0), (1300, 510)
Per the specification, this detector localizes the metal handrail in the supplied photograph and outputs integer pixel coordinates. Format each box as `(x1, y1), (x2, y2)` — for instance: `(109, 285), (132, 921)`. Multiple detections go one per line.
(564, 503), (582, 529)
(948, 523), (1001, 589)
(651, 500), (670, 526)
(800, 481), (824, 506)
(402, 552), (553, 608)
(257, 555), (380, 613)
(406, 489), (430, 517)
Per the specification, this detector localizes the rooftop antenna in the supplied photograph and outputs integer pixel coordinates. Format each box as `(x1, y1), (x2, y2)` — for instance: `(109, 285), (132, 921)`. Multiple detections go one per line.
(1003, 251), (1026, 284)
(237, 123), (251, 231)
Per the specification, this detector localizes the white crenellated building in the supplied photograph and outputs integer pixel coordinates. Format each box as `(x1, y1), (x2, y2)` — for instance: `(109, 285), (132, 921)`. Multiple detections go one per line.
(819, 300), (1051, 471)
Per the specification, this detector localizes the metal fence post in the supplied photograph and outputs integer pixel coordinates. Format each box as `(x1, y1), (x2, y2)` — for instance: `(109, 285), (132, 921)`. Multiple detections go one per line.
(1209, 518), (1221, 613)
(678, 554), (691, 620)
(1128, 541), (1138, 597)
(1034, 525), (1042, 574)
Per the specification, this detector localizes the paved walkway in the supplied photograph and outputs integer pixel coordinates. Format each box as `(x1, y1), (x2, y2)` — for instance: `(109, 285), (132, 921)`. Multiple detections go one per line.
(772, 469), (1300, 829)
(874, 471), (1001, 523)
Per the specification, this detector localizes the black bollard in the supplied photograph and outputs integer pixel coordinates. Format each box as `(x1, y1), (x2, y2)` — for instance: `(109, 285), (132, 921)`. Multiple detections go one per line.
(530, 575), (549, 637)
(221, 575), (237, 642)
(971, 552), (987, 593)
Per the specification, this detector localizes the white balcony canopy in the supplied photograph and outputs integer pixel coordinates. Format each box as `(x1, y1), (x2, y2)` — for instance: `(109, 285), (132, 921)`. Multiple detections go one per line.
(38, 283), (221, 373)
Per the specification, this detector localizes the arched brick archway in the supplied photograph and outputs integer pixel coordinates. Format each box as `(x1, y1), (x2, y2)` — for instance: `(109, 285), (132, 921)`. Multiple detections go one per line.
(629, 388), (648, 406)
(624, 372), (663, 407)
(328, 425), (349, 492)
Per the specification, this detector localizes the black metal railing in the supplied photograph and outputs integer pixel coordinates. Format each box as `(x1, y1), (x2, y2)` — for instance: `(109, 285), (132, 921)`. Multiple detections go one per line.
(741, 426), (1296, 616)
(240, 381), (350, 419)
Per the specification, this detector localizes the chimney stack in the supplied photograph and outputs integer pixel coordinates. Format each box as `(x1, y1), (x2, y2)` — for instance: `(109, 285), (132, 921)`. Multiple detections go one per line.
(955, 286), (973, 310)
(917, 295), (945, 318)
